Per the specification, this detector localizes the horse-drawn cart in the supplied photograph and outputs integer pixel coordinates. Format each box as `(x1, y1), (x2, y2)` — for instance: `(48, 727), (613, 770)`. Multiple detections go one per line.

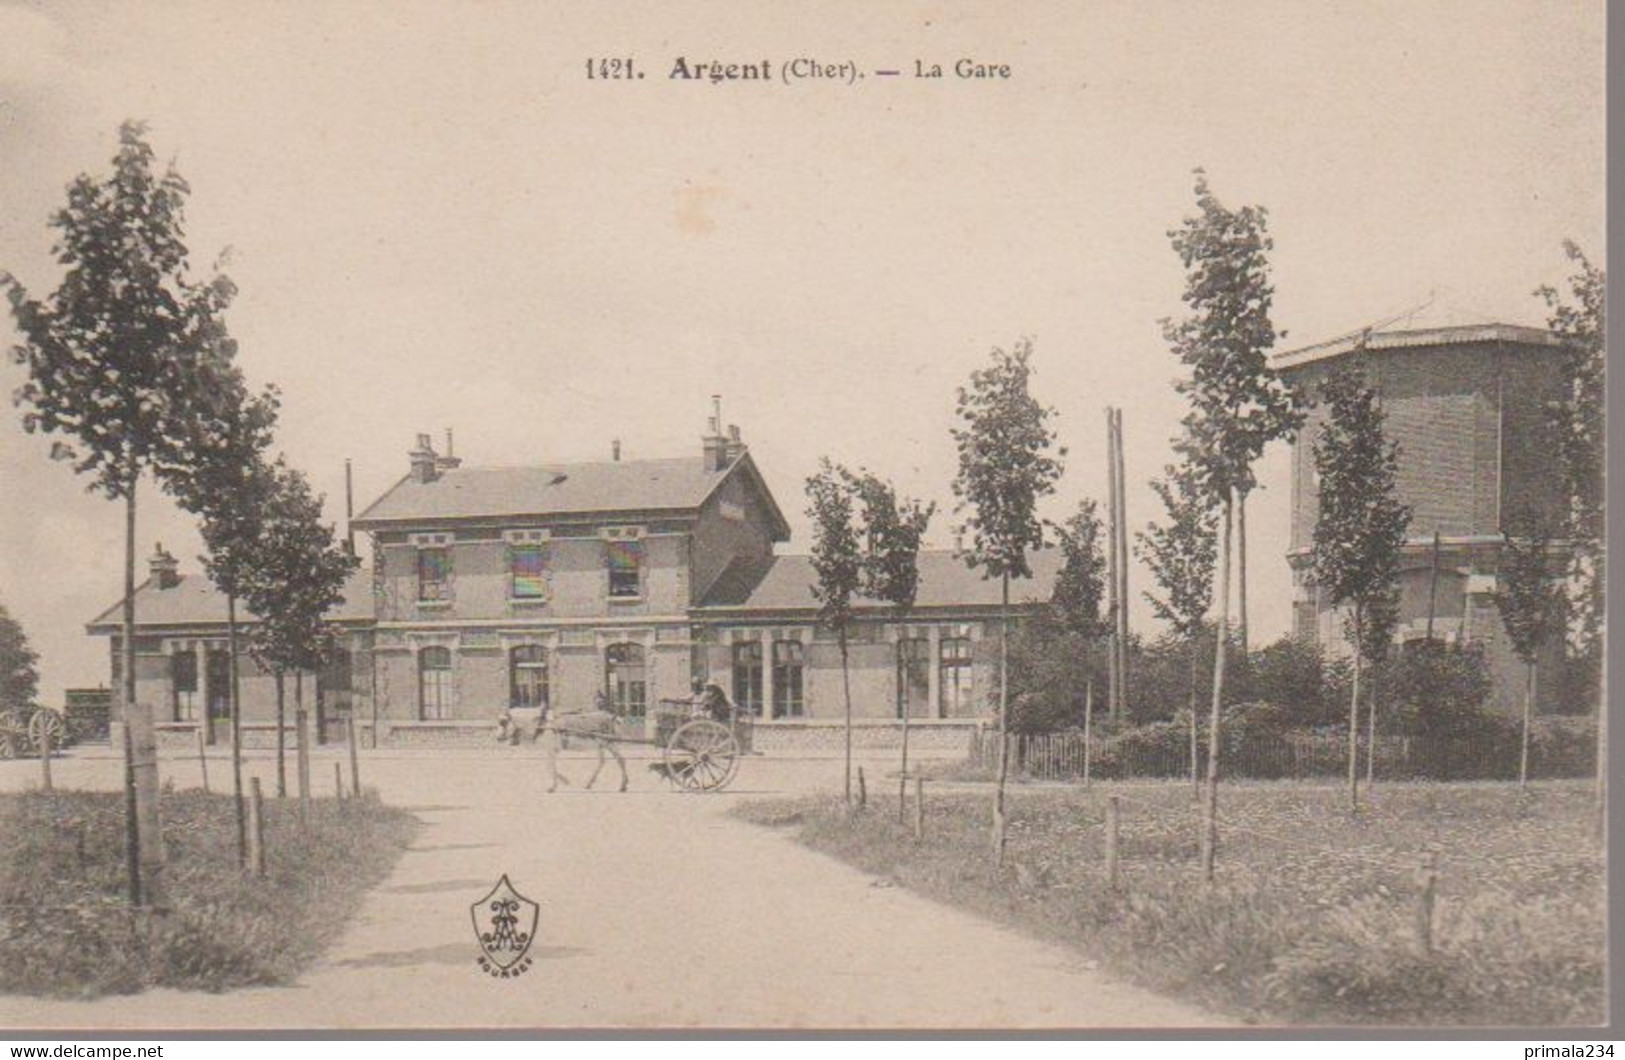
(652, 700), (749, 793)
(499, 695), (750, 793)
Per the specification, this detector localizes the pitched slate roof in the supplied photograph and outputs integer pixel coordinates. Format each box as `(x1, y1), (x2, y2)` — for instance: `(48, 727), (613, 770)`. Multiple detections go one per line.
(352, 456), (735, 526)
(87, 568), (375, 633)
(696, 548), (1064, 613)
(1272, 299), (1561, 372)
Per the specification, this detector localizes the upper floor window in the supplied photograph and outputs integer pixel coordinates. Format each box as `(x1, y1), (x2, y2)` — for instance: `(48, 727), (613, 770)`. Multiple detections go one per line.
(606, 539), (644, 599)
(771, 640), (805, 719)
(732, 641), (764, 717)
(510, 545), (549, 599)
(416, 536), (452, 602)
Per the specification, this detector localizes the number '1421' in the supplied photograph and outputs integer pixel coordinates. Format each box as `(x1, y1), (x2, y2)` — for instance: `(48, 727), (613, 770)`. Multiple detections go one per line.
(587, 58), (638, 79)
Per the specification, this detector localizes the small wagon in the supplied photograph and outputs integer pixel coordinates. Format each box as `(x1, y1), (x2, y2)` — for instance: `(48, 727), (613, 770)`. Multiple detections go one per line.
(0, 706), (66, 760)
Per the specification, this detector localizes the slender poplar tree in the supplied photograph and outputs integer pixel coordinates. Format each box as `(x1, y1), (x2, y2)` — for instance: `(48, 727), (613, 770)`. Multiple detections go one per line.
(806, 459), (863, 805)
(950, 338), (1064, 863)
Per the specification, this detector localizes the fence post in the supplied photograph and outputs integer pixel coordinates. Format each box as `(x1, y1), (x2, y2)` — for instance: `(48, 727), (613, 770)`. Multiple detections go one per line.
(1415, 850), (1438, 955)
(856, 766), (867, 810)
(39, 719), (52, 792)
(914, 776), (926, 841)
(196, 726), (209, 793)
(334, 761), (344, 800)
(248, 776), (266, 877)
(346, 712), (362, 798)
(1083, 681), (1093, 788)
(1104, 795), (1120, 891)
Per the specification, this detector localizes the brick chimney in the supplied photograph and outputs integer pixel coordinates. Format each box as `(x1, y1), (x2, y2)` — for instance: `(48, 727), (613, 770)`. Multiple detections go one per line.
(436, 428), (462, 473)
(148, 543), (180, 589)
(723, 423), (746, 464)
(409, 433), (440, 483)
(702, 395), (730, 472)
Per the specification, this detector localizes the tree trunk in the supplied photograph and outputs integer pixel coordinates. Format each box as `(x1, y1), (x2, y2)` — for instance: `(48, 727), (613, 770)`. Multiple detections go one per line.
(1237, 491), (1249, 654)
(296, 670), (311, 816)
(227, 594), (246, 868)
(1200, 491), (1231, 881)
(123, 466), (164, 904)
(1366, 664), (1378, 786)
(1188, 629), (1200, 796)
(1114, 409), (1131, 720)
(275, 671), (287, 798)
(1520, 661), (1535, 789)
(898, 636), (911, 824)
(992, 572), (1011, 864)
(1105, 409), (1120, 724)
(1348, 609), (1363, 814)
(839, 630), (852, 805)
(1596, 663), (1606, 838)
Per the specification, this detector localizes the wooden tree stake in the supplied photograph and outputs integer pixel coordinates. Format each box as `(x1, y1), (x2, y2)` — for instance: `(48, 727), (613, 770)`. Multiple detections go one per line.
(1104, 794), (1121, 891)
(346, 712), (362, 797)
(248, 776), (266, 877)
(196, 726), (209, 793)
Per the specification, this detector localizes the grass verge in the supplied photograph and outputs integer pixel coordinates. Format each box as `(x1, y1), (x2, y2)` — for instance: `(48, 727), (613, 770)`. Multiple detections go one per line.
(735, 780), (1603, 1026)
(0, 787), (419, 999)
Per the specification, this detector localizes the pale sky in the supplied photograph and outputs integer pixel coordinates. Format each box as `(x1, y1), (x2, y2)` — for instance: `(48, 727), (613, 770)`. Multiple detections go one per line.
(0, 0), (1605, 702)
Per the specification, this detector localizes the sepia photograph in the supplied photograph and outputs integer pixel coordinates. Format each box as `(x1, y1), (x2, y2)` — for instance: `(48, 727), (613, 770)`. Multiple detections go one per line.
(0, 0), (1609, 1037)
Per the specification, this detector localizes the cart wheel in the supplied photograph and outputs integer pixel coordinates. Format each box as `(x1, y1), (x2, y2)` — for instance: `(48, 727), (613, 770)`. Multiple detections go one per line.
(662, 718), (740, 792)
(28, 709), (65, 755)
(0, 728), (15, 760)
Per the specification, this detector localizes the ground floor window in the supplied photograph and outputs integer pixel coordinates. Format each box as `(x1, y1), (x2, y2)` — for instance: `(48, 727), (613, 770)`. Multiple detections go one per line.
(732, 641), (763, 717)
(171, 649), (199, 722)
(897, 637), (931, 719)
(318, 647), (353, 714)
(510, 645), (549, 709)
(206, 649), (231, 721)
(771, 641), (804, 718)
(606, 642), (647, 719)
(419, 646), (452, 720)
(939, 637), (974, 717)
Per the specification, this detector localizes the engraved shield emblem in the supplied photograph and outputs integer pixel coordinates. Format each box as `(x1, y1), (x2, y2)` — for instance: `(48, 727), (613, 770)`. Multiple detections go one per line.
(470, 875), (538, 971)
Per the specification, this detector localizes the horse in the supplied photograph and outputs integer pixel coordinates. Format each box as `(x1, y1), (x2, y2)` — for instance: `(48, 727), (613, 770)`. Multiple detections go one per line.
(497, 695), (628, 793)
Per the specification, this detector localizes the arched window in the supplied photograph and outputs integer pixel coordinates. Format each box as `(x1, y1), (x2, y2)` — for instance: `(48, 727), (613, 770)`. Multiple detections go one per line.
(771, 641), (805, 718)
(896, 637), (931, 719)
(605, 643), (647, 718)
(732, 641), (764, 717)
(419, 646), (453, 720)
(510, 645), (549, 709)
(171, 649), (199, 722)
(939, 637), (975, 717)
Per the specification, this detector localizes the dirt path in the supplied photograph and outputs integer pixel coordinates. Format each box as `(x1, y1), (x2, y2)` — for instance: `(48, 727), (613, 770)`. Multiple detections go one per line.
(0, 750), (1225, 1030)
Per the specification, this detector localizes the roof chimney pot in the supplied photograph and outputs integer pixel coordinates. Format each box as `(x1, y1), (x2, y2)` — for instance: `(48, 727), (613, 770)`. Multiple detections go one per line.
(410, 433), (440, 483)
(148, 543), (180, 590)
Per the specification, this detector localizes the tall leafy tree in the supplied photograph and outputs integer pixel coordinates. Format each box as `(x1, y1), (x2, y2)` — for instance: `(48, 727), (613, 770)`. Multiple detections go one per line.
(1535, 242), (1606, 659)
(950, 338), (1064, 863)
(1051, 499), (1109, 642)
(0, 602), (41, 716)
(245, 461), (358, 801)
(3, 121), (235, 903)
(1310, 367), (1410, 813)
(168, 361), (279, 864)
(847, 469), (934, 814)
(1137, 458), (1219, 791)
(805, 459), (863, 805)
(1164, 170), (1302, 878)
(1494, 515), (1563, 789)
